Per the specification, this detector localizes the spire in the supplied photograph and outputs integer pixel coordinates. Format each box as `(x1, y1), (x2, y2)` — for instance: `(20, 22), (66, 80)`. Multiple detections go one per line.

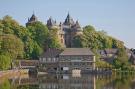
(29, 12), (38, 22)
(33, 11), (35, 15)
(26, 12), (38, 27)
(67, 12), (70, 19)
(64, 12), (74, 25)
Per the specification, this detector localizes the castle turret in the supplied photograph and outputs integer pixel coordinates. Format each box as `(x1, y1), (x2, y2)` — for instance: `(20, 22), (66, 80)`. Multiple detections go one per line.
(72, 20), (83, 35)
(26, 13), (38, 27)
(74, 20), (82, 31)
(47, 17), (57, 29)
(63, 13), (75, 26)
(75, 20), (81, 28)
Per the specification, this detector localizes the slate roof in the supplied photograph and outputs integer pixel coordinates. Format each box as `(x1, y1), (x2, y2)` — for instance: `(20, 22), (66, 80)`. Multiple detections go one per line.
(64, 13), (75, 25)
(59, 48), (94, 56)
(20, 60), (39, 66)
(40, 48), (63, 58)
(104, 49), (118, 54)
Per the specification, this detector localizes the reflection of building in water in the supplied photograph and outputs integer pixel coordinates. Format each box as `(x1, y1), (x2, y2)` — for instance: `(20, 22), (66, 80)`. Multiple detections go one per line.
(8, 74), (135, 89)
(39, 75), (96, 89)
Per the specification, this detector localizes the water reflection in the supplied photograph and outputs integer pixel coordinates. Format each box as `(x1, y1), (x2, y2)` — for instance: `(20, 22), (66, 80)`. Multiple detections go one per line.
(0, 74), (135, 89)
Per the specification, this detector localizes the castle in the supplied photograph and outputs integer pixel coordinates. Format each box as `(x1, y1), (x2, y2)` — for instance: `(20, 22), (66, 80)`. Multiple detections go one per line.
(26, 13), (83, 48)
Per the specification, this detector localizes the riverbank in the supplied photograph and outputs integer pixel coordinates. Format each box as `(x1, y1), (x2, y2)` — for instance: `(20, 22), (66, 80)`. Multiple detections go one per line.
(0, 69), (29, 79)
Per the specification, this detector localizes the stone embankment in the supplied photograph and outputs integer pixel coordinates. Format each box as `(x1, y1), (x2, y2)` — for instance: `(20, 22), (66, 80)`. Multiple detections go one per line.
(0, 69), (29, 79)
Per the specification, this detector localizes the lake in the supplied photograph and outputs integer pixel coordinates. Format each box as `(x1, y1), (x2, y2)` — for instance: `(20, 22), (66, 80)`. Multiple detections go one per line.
(0, 74), (135, 89)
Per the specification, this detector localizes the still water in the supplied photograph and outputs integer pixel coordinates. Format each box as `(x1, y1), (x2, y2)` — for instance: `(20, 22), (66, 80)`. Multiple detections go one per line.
(0, 74), (135, 89)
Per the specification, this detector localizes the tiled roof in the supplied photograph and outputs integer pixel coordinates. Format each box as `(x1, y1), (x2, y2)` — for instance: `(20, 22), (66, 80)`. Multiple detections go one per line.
(40, 48), (63, 58)
(59, 48), (94, 56)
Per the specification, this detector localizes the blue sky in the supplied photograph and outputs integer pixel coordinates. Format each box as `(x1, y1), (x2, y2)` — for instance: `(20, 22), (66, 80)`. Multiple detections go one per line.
(0, 0), (135, 48)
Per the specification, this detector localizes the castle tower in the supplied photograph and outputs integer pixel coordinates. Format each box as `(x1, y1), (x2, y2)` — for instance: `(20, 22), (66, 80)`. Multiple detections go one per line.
(63, 13), (75, 26)
(46, 13), (83, 48)
(73, 20), (83, 35)
(26, 12), (38, 27)
(47, 17), (57, 29)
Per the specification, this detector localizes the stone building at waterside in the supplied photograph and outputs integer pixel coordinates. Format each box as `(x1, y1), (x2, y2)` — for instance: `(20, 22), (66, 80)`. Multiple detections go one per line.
(98, 48), (135, 64)
(39, 48), (95, 73)
(59, 48), (95, 73)
(39, 48), (63, 73)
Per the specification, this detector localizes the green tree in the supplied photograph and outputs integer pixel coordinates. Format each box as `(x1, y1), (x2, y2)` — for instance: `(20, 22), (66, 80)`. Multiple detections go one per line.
(72, 35), (83, 48)
(27, 21), (49, 48)
(113, 48), (129, 70)
(0, 79), (11, 89)
(0, 34), (24, 59)
(46, 28), (62, 48)
(0, 54), (11, 70)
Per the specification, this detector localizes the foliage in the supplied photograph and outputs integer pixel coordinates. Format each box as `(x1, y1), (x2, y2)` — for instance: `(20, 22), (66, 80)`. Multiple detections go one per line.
(0, 34), (24, 59)
(0, 79), (10, 89)
(73, 25), (124, 50)
(72, 35), (83, 48)
(96, 60), (113, 69)
(46, 28), (63, 48)
(113, 48), (129, 70)
(26, 21), (49, 48)
(0, 54), (11, 70)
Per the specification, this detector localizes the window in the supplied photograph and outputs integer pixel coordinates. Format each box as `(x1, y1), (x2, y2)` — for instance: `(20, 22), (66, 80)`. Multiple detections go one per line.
(48, 58), (51, 62)
(43, 58), (46, 62)
(53, 58), (56, 62)
(63, 67), (69, 70)
(54, 68), (57, 70)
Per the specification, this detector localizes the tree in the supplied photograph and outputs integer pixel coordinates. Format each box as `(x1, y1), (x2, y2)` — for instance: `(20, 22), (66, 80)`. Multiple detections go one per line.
(113, 48), (129, 70)
(0, 34), (24, 60)
(72, 35), (83, 48)
(45, 28), (62, 48)
(0, 53), (11, 70)
(27, 21), (49, 48)
(79, 25), (125, 50)
(0, 79), (10, 89)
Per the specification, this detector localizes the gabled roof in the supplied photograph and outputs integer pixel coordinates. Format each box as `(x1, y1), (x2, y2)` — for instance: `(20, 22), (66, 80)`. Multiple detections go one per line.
(59, 48), (94, 56)
(40, 48), (63, 58)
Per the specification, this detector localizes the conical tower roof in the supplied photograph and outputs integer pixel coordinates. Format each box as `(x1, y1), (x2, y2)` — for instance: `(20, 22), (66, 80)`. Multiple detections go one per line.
(47, 16), (56, 27)
(29, 13), (38, 22)
(75, 20), (81, 28)
(64, 13), (74, 25)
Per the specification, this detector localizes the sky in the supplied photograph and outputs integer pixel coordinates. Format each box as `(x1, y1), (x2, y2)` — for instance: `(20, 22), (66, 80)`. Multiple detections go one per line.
(0, 0), (135, 48)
